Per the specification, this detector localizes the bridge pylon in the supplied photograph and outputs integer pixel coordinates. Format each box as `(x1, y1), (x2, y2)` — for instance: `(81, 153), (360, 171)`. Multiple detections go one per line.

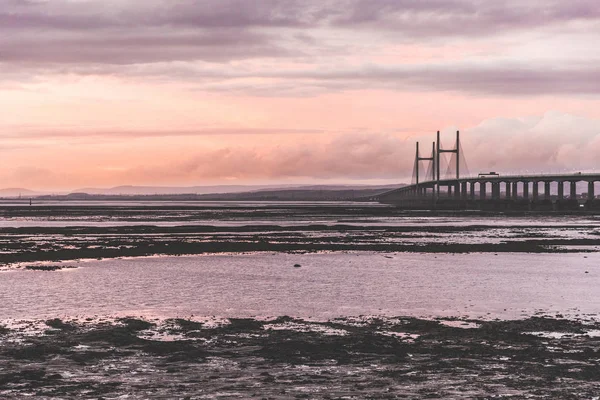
(413, 141), (435, 198)
(436, 130), (461, 198)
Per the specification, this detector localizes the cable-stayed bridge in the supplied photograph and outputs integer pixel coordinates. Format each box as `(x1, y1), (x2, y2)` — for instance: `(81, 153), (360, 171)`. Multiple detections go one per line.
(376, 131), (600, 210)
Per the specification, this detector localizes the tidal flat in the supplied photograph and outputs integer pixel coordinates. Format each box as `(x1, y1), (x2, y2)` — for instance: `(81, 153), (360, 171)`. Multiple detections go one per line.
(1, 201), (600, 398)
(1, 316), (600, 398)
(1, 203), (600, 267)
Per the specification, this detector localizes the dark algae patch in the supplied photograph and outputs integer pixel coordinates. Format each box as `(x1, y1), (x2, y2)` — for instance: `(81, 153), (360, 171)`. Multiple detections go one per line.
(0, 222), (597, 267)
(1, 316), (599, 398)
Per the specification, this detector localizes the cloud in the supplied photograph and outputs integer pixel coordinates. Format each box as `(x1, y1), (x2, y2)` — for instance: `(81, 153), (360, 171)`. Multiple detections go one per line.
(461, 111), (600, 174)
(124, 112), (600, 182)
(1, 0), (598, 99)
(331, 0), (600, 37)
(0, 0), (308, 66)
(1, 0), (598, 67)
(3, 111), (600, 189)
(0, 126), (323, 140)
(112, 132), (415, 183)
(192, 63), (600, 96)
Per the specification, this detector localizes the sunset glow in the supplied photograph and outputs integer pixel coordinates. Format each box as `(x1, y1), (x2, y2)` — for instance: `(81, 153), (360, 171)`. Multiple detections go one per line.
(1, 0), (599, 190)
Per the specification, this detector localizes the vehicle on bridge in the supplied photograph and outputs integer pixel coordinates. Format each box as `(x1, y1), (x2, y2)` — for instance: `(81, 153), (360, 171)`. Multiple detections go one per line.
(478, 172), (499, 177)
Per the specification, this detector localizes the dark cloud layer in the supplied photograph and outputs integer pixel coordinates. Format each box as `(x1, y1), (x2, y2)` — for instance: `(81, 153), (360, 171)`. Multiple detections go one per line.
(332, 0), (600, 36)
(272, 65), (600, 96)
(1, 0), (599, 97)
(2, 0), (598, 64)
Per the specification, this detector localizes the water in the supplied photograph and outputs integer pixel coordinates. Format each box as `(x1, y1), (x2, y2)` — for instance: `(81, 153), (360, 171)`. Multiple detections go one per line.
(1, 252), (598, 320)
(2, 202), (600, 321)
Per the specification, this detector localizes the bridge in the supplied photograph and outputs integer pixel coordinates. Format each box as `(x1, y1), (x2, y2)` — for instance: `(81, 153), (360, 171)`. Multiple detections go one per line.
(376, 131), (600, 210)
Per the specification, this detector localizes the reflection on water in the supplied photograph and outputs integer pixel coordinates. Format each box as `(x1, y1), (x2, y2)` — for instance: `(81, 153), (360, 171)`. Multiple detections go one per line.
(1, 252), (598, 320)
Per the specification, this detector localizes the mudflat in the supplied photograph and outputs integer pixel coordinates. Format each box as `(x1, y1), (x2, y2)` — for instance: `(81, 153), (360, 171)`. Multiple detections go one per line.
(1, 202), (600, 398)
(1, 316), (600, 399)
(1, 204), (600, 267)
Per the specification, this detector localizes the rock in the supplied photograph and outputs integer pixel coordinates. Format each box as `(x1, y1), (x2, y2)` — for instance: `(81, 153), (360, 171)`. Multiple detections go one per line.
(24, 265), (77, 272)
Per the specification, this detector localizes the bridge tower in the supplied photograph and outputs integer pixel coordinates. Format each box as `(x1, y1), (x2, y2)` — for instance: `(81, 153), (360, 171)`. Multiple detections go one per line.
(436, 130), (461, 197)
(414, 141), (435, 196)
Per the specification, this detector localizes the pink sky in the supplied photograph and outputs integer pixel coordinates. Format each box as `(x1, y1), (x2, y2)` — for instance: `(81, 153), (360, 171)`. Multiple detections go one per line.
(1, 0), (599, 190)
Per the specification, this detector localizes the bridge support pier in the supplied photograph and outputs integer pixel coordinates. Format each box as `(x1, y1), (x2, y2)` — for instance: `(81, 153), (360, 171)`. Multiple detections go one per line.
(505, 182), (511, 199)
(461, 182), (468, 200)
(480, 182), (486, 199)
(523, 181), (529, 200)
(545, 182), (551, 200)
(491, 182), (500, 200)
(532, 181), (539, 201)
(589, 181), (595, 200)
(558, 181), (564, 200)
(512, 182), (518, 200)
(570, 181), (577, 199)
(470, 182), (475, 199)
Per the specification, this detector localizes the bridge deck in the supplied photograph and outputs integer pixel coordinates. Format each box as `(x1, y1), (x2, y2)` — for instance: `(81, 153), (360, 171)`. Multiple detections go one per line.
(375, 172), (600, 207)
(381, 173), (600, 197)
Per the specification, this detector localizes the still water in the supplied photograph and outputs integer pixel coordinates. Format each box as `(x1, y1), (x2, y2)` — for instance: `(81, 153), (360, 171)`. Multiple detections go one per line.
(1, 252), (598, 320)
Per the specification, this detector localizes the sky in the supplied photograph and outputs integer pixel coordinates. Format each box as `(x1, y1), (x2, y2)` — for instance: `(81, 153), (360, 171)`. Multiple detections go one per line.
(1, 0), (599, 190)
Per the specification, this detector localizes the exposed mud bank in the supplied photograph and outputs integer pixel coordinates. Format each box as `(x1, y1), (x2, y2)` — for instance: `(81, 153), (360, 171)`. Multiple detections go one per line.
(2, 223), (600, 267)
(1, 316), (599, 398)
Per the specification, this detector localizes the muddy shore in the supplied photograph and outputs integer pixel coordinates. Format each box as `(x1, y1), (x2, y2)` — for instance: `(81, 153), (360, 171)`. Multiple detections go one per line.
(1, 316), (599, 399)
(2, 204), (600, 398)
(2, 215), (600, 266)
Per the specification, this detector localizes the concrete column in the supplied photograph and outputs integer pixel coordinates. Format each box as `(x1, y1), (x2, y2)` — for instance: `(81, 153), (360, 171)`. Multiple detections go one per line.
(505, 182), (511, 199)
(532, 181), (539, 201)
(448, 185), (452, 197)
(470, 182), (475, 199)
(479, 182), (486, 199)
(544, 182), (551, 200)
(570, 181), (577, 199)
(461, 182), (468, 200)
(523, 181), (529, 199)
(589, 181), (595, 200)
(455, 183), (461, 199)
(512, 182), (518, 200)
(558, 181), (564, 200)
(492, 182), (500, 200)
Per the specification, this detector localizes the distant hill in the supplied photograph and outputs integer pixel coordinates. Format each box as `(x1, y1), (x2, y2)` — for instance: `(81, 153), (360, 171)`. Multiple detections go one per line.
(74, 184), (305, 195)
(72, 184), (401, 196)
(0, 184), (405, 201)
(28, 184), (403, 202)
(0, 188), (46, 197)
(191, 186), (401, 201)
